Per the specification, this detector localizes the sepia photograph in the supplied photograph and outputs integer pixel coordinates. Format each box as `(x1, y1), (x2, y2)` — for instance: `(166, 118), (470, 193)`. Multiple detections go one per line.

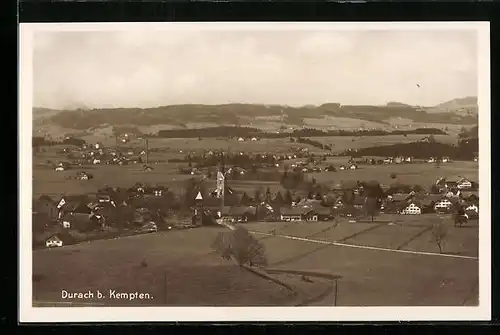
(19, 22), (490, 322)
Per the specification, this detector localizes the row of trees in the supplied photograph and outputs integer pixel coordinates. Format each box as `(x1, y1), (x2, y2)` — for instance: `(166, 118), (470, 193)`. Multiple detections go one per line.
(155, 126), (449, 139)
(348, 141), (478, 160)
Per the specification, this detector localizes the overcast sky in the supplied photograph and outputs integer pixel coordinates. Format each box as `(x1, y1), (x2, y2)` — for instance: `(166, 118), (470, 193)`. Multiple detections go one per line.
(32, 28), (478, 109)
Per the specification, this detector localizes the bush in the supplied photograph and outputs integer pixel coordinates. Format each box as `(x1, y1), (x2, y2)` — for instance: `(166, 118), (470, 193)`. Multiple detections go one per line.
(211, 227), (268, 267)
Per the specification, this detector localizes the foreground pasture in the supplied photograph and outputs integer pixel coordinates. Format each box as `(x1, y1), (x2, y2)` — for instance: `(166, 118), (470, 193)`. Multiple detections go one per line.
(32, 219), (479, 307)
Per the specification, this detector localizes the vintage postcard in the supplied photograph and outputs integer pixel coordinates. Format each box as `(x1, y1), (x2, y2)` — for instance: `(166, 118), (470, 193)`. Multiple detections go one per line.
(19, 22), (491, 322)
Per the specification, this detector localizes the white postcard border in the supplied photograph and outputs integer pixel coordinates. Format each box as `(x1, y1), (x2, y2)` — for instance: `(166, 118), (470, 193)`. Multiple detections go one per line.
(19, 21), (491, 323)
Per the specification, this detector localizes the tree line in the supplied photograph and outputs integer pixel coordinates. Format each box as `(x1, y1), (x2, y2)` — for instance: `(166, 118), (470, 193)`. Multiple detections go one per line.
(155, 126), (448, 139)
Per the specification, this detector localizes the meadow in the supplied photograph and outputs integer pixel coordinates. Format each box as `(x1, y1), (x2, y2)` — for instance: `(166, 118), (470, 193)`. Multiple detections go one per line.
(32, 217), (479, 306)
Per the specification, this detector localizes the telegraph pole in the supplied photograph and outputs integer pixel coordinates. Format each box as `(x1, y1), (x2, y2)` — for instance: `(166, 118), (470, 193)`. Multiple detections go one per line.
(333, 279), (338, 306)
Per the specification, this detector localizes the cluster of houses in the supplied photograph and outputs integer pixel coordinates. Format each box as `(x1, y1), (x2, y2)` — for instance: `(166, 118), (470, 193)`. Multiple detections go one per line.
(53, 142), (153, 170)
(33, 173), (479, 248)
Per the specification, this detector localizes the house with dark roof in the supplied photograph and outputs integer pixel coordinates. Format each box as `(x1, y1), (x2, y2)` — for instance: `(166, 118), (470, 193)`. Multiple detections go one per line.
(388, 193), (413, 203)
(280, 207), (312, 222)
(34, 195), (58, 220)
(445, 181), (458, 189)
(460, 191), (479, 202)
(227, 206), (257, 223)
(57, 195), (92, 219)
(352, 196), (367, 210)
(304, 205), (334, 221)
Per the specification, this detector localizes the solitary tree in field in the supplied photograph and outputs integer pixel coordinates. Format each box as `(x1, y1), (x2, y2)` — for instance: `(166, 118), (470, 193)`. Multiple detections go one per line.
(364, 197), (380, 222)
(211, 227), (268, 267)
(432, 221), (448, 254)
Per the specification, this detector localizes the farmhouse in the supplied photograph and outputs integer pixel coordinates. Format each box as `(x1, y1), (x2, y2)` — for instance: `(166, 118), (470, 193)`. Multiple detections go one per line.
(433, 197), (455, 213)
(399, 201), (422, 215)
(457, 177), (473, 189)
(227, 206), (257, 223)
(45, 235), (63, 248)
(389, 193), (413, 203)
(34, 195), (58, 220)
(280, 207), (312, 222)
(445, 180), (458, 189)
(464, 201), (479, 213)
(305, 206), (334, 221)
(77, 171), (92, 180)
(353, 196), (366, 210)
(461, 191), (479, 202)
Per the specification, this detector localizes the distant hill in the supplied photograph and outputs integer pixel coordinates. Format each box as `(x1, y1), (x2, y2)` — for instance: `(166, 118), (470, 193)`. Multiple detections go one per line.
(32, 97), (478, 131)
(385, 102), (413, 108)
(425, 96), (478, 116)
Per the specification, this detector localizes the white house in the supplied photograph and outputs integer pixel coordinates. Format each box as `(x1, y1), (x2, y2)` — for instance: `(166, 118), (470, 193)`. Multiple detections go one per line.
(383, 158), (393, 164)
(46, 235), (63, 248)
(465, 203), (479, 213)
(62, 220), (71, 228)
(349, 164), (358, 170)
(441, 157), (451, 163)
(457, 178), (473, 189)
(427, 157), (436, 163)
(55, 166), (65, 171)
(339, 165), (346, 171)
(251, 137), (258, 141)
(433, 198), (453, 211)
(93, 158), (101, 165)
(400, 202), (422, 215)
(237, 137), (245, 142)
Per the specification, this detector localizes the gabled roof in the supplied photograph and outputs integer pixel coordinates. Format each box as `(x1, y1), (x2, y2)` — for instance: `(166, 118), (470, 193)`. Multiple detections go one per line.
(230, 206), (256, 216)
(420, 194), (443, 206)
(353, 196), (366, 206)
(280, 207), (313, 216)
(60, 200), (92, 214)
(461, 191), (479, 199)
(391, 193), (412, 202)
(309, 205), (332, 216)
(46, 235), (62, 242)
(404, 200), (422, 209)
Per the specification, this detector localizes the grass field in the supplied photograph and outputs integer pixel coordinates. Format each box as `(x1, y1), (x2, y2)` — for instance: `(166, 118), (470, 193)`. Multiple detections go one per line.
(32, 157), (478, 199)
(308, 160), (478, 188)
(32, 217), (479, 307)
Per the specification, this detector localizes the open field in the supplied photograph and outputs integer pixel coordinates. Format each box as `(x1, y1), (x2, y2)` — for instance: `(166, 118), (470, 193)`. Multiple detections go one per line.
(32, 158), (478, 199)
(32, 163), (193, 199)
(308, 160), (478, 188)
(33, 217), (479, 306)
(35, 133), (460, 156)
